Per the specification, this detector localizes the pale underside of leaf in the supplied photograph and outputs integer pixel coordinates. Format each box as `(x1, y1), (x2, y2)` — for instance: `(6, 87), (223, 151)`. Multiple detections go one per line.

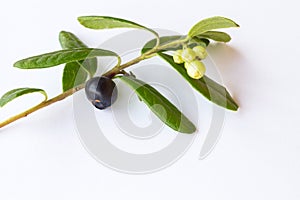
(78, 16), (146, 29)
(188, 16), (239, 38)
(78, 16), (159, 40)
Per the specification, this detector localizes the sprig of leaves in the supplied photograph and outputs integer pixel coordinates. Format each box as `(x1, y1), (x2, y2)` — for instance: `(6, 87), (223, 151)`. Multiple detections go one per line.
(0, 15), (239, 132)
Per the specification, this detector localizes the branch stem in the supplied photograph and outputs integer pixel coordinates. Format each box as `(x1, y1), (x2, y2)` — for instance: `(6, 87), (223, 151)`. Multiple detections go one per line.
(0, 37), (187, 128)
(0, 85), (84, 128)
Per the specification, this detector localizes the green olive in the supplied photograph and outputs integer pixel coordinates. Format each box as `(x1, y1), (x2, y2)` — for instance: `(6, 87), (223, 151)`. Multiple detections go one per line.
(185, 60), (206, 79)
(172, 50), (184, 64)
(193, 45), (208, 60)
(181, 48), (197, 63)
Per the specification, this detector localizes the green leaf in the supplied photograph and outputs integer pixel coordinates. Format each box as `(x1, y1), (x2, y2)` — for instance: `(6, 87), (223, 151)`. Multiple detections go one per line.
(158, 53), (239, 111)
(59, 31), (98, 91)
(78, 16), (158, 39)
(14, 48), (119, 69)
(198, 31), (231, 42)
(62, 62), (88, 92)
(188, 16), (239, 38)
(59, 31), (88, 49)
(141, 35), (185, 54)
(119, 75), (196, 133)
(0, 88), (47, 107)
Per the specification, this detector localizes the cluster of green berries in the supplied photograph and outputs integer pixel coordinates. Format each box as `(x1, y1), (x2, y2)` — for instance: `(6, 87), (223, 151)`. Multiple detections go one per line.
(173, 46), (208, 79)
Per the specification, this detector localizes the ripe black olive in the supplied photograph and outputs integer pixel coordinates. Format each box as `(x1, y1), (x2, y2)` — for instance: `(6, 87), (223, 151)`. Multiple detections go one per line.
(85, 76), (118, 110)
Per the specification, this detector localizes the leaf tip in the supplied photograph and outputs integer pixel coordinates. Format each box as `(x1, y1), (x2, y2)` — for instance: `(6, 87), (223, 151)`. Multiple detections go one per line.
(58, 30), (67, 42)
(77, 16), (83, 21)
(77, 16), (92, 24)
(228, 101), (239, 111)
(178, 117), (197, 134)
(13, 61), (22, 69)
(232, 105), (239, 111)
(180, 126), (197, 134)
(226, 36), (232, 43)
(77, 16), (86, 26)
(59, 30), (71, 39)
(59, 30), (68, 35)
(217, 16), (240, 27)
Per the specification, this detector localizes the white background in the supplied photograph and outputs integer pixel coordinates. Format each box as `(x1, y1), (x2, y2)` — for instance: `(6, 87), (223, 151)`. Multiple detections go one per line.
(0, 0), (300, 199)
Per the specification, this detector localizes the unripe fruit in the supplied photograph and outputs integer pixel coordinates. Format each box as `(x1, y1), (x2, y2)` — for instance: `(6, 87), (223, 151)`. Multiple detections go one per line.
(181, 48), (196, 63)
(193, 45), (207, 60)
(85, 76), (118, 110)
(172, 50), (184, 64)
(185, 60), (206, 79)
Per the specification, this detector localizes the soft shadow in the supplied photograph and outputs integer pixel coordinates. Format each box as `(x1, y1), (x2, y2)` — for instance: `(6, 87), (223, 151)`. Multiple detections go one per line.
(207, 43), (249, 109)
(208, 43), (243, 68)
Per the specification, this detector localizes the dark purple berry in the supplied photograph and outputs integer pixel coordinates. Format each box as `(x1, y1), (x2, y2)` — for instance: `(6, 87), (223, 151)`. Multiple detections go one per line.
(85, 76), (118, 110)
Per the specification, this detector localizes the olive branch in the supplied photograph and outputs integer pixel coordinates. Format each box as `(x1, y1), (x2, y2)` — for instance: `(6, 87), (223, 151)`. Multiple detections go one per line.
(0, 16), (239, 133)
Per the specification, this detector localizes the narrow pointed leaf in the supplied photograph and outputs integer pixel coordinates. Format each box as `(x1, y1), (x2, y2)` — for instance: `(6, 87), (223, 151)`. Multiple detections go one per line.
(14, 48), (119, 69)
(78, 16), (159, 39)
(59, 31), (87, 49)
(188, 16), (239, 38)
(59, 31), (98, 91)
(119, 75), (196, 133)
(158, 53), (239, 111)
(0, 88), (47, 107)
(198, 31), (231, 42)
